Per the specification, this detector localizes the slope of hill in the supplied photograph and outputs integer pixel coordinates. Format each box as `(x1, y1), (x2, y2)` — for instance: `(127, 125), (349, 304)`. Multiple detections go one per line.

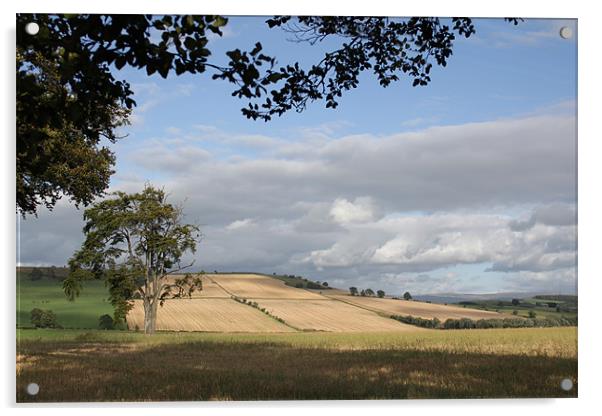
(329, 295), (507, 321)
(126, 298), (295, 332)
(125, 273), (510, 332)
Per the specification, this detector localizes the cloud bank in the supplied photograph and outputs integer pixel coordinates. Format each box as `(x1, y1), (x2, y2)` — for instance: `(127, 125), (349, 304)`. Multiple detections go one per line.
(18, 111), (577, 295)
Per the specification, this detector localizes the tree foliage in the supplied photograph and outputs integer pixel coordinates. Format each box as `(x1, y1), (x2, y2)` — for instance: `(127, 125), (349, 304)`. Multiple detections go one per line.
(16, 14), (229, 215)
(98, 314), (115, 330)
(377, 289), (385, 298)
(63, 185), (203, 334)
(219, 17), (521, 121)
(29, 268), (43, 281)
(30, 308), (61, 328)
(349, 286), (358, 296)
(403, 291), (413, 301)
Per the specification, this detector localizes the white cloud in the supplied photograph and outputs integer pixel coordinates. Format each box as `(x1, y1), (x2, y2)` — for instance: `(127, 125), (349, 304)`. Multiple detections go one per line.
(303, 208), (576, 275)
(330, 197), (377, 225)
(225, 218), (255, 231)
(18, 111), (577, 295)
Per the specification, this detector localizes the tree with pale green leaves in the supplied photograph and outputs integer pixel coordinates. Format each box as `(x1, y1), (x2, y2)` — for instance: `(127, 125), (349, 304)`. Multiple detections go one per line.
(63, 185), (203, 335)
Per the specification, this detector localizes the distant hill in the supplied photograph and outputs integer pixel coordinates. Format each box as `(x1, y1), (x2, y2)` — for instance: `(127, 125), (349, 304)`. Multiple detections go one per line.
(413, 292), (548, 304)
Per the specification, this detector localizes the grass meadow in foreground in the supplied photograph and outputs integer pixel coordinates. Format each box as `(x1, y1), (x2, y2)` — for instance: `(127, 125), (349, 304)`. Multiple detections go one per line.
(17, 327), (577, 402)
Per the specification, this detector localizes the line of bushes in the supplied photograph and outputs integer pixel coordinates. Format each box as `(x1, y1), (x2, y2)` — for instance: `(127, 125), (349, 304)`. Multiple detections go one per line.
(390, 314), (441, 328)
(231, 296), (287, 325)
(391, 314), (578, 330)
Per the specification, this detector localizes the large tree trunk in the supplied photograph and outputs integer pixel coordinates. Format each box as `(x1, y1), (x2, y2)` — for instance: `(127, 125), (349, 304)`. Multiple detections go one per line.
(143, 297), (159, 335)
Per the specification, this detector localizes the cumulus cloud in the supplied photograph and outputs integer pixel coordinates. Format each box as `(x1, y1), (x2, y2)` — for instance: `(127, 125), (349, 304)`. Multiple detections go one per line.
(303, 210), (576, 275)
(509, 203), (576, 231)
(330, 197), (379, 225)
(18, 111), (577, 295)
(225, 218), (255, 231)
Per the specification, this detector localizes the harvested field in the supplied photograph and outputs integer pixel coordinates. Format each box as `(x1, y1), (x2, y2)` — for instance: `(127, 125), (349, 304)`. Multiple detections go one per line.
(330, 295), (507, 321)
(17, 327), (578, 402)
(210, 273), (324, 300)
(126, 298), (294, 332)
(160, 274), (230, 298)
(253, 299), (419, 332)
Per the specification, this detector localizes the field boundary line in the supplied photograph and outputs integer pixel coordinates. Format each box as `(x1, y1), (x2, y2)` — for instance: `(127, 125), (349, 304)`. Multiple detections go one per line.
(231, 296), (303, 332)
(324, 294), (410, 322)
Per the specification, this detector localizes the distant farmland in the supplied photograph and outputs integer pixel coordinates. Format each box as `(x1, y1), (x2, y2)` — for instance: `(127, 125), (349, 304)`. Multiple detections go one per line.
(127, 298), (295, 332)
(255, 299), (416, 332)
(330, 295), (507, 321)
(125, 273), (508, 332)
(16, 269), (578, 402)
(210, 273), (325, 299)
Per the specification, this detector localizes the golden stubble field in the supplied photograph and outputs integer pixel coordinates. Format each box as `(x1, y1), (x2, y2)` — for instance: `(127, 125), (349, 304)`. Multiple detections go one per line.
(209, 273), (325, 299)
(127, 273), (510, 332)
(329, 295), (507, 321)
(254, 299), (417, 332)
(127, 298), (294, 332)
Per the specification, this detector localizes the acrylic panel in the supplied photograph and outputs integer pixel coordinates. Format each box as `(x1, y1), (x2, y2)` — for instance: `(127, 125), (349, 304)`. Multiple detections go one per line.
(16, 14), (577, 402)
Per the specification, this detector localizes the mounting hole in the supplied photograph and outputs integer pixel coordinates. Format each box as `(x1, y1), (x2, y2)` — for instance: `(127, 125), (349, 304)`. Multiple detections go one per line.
(559, 26), (573, 40)
(560, 378), (573, 391)
(25, 22), (40, 36)
(26, 382), (39, 396)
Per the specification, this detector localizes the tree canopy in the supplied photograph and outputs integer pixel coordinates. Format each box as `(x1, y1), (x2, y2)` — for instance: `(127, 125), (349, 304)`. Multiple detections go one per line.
(16, 14), (229, 216)
(16, 14), (520, 215)
(64, 185), (202, 334)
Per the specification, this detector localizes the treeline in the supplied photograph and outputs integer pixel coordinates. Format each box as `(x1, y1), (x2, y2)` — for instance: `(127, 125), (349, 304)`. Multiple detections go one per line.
(271, 274), (331, 290)
(349, 287), (389, 298)
(390, 315), (578, 330)
(533, 295), (578, 302)
(21, 266), (69, 281)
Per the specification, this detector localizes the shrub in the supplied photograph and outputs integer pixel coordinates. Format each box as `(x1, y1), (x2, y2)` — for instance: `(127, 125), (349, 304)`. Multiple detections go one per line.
(391, 315), (442, 329)
(306, 281), (323, 289)
(29, 268), (43, 281)
(98, 314), (115, 330)
(528, 310), (537, 319)
(30, 308), (61, 328)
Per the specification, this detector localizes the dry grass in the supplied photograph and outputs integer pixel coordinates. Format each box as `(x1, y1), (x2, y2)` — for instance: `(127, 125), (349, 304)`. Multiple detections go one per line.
(253, 299), (419, 332)
(16, 327), (577, 402)
(126, 298), (294, 332)
(331, 295), (507, 320)
(210, 273), (325, 299)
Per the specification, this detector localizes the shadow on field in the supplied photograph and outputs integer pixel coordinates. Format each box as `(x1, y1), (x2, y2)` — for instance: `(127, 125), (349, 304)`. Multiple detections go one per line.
(17, 340), (577, 402)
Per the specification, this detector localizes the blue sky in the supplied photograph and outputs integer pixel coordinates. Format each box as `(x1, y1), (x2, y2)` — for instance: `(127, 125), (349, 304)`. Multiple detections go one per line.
(114, 18), (576, 138)
(19, 17), (577, 295)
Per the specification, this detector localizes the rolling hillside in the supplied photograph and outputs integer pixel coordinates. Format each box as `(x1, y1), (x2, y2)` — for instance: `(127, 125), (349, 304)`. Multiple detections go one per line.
(126, 273), (510, 332)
